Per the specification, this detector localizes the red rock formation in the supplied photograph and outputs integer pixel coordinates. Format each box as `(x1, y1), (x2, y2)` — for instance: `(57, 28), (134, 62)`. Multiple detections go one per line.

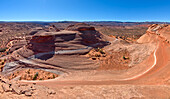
(66, 23), (103, 45)
(27, 24), (106, 55)
(137, 24), (169, 43)
(28, 35), (55, 53)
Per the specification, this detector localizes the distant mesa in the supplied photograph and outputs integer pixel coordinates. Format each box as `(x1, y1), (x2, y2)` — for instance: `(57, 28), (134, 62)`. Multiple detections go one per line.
(66, 23), (95, 31)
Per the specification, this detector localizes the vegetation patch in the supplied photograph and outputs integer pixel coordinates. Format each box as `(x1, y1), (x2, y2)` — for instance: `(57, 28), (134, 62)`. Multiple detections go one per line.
(9, 69), (59, 80)
(0, 59), (6, 72)
(99, 49), (131, 70)
(87, 48), (106, 60)
(0, 47), (8, 52)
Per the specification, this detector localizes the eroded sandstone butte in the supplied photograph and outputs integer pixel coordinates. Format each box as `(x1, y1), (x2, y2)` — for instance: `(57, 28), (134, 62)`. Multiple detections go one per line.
(3, 24), (108, 74)
(27, 24), (106, 55)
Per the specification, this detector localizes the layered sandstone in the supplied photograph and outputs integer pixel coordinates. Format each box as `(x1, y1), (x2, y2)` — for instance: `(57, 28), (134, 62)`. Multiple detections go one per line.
(137, 24), (170, 43)
(27, 25), (105, 55)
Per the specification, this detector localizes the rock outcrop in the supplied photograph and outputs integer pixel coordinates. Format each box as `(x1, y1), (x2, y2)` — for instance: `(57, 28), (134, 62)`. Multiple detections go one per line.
(0, 76), (34, 96)
(27, 25), (106, 56)
(66, 23), (103, 44)
(28, 34), (55, 53)
(137, 24), (170, 43)
(0, 75), (57, 98)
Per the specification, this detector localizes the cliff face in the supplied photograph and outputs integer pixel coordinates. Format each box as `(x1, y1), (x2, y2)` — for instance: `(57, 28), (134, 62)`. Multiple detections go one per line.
(28, 35), (55, 53)
(137, 24), (170, 43)
(78, 28), (102, 45)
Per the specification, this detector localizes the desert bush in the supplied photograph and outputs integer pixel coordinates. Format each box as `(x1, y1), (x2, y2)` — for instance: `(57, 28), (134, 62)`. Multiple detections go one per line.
(0, 47), (7, 52)
(99, 49), (105, 54)
(95, 54), (101, 57)
(39, 78), (43, 80)
(33, 72), (39, 80)
(53, 74), (55, 78)
(96, 48), (105, 54)
(123, 56), (129, 60)
(123, 56), (126, 60)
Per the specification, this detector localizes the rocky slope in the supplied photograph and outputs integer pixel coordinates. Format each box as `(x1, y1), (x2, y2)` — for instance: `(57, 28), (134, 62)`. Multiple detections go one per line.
(0, 75), (57, 98)
(137, 24), (170, 43)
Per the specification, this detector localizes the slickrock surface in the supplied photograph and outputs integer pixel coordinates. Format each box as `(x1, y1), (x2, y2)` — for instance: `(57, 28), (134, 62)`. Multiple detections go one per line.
(0, 75), (58, 98)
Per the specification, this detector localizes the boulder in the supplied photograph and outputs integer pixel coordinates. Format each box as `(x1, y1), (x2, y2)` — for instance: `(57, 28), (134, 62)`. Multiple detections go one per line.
(11, 84), (22, 94)
(0, 83), (4, 93)
(11, 84), (33, 95)
(25, 91), (32, 96)
(47, 89), (56, 95)
(2, 83), (12, 92)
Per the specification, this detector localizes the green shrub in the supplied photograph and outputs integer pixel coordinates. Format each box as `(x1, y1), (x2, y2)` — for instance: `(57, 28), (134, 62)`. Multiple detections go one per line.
(33, 72), (38, 80)
(95, 54), (101, 57)
(0, 47), (7, 52)
(123, 56), (129, 60)
(96, 48), (105, 54)
(53, 74), (55, 78)
(99, 49), (105, 54)
(123, 56), (126, 60)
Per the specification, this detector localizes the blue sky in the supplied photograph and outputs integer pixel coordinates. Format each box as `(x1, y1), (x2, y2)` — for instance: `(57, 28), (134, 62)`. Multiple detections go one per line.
(0, 0), (170, 22)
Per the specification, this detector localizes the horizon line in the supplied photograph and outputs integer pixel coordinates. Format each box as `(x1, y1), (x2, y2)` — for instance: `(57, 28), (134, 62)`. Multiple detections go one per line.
(0, 20), (170, 23)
